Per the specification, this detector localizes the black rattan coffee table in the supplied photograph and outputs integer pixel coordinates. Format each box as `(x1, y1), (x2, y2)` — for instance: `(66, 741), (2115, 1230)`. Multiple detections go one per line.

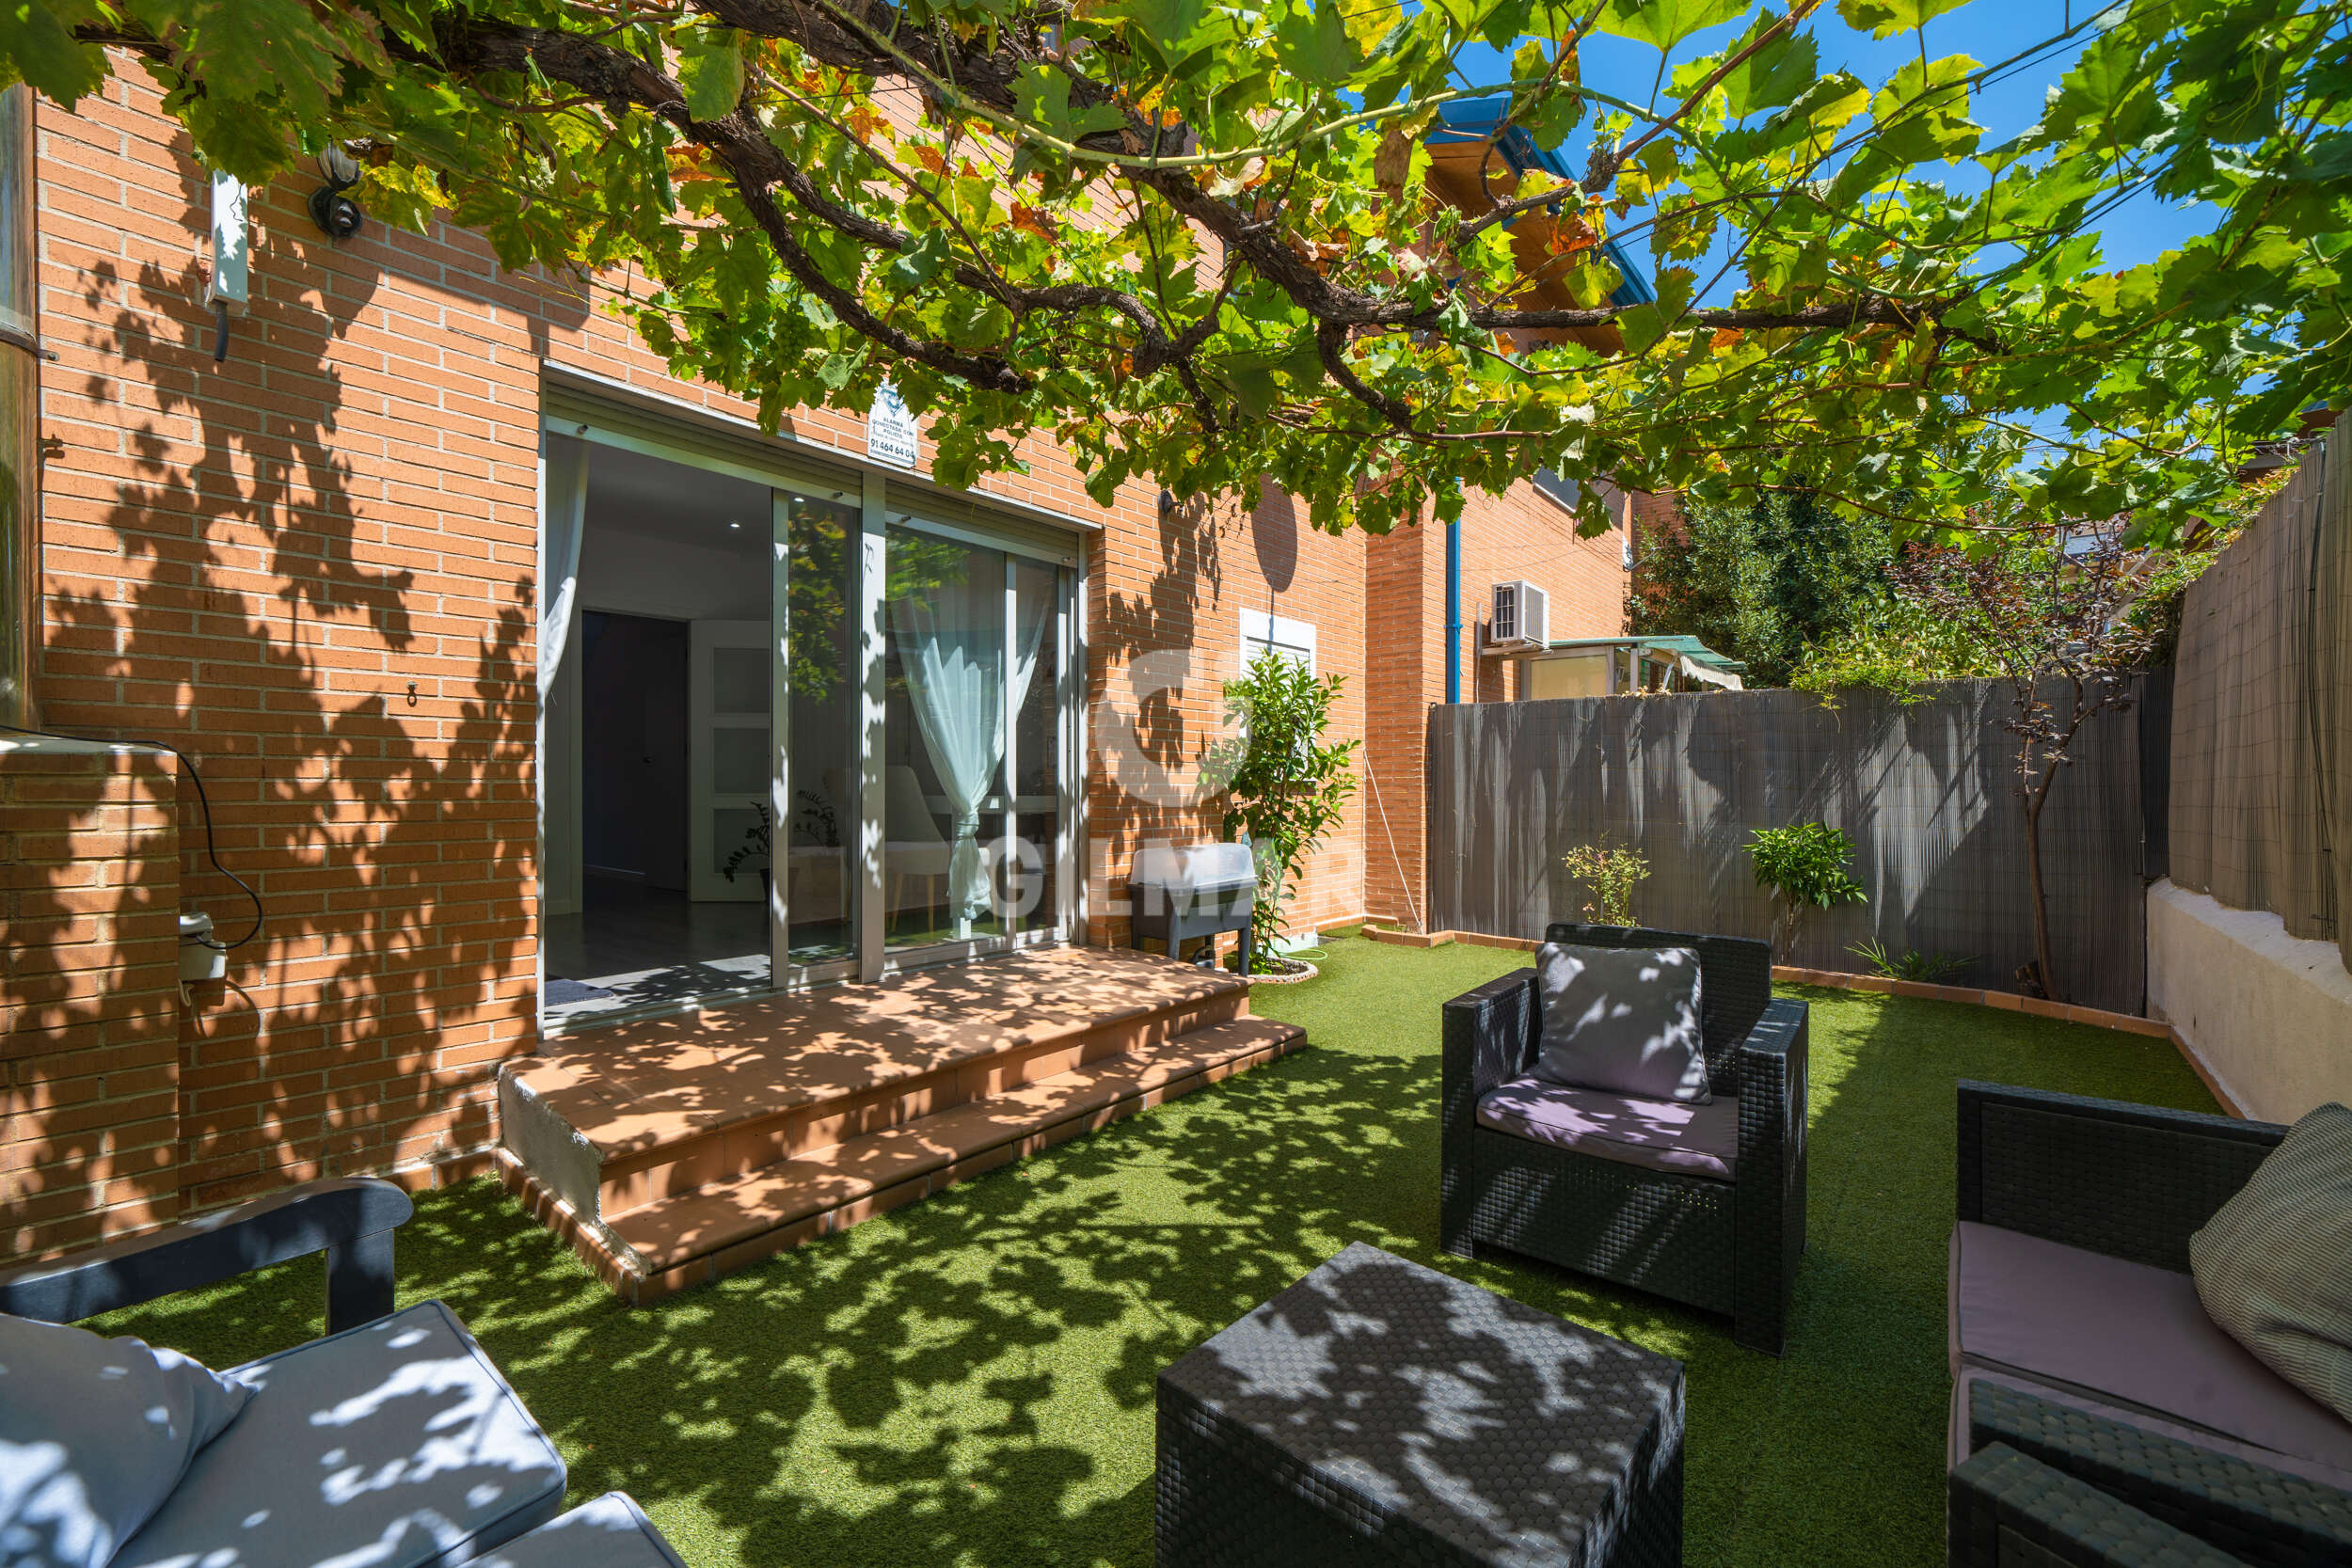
(1155, 1243), (1685, 1567)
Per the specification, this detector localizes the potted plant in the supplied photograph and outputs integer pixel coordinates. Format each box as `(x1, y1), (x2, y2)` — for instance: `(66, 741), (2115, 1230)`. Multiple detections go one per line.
(721, 801), (773, 901)
(1215, 648), (1359, 978)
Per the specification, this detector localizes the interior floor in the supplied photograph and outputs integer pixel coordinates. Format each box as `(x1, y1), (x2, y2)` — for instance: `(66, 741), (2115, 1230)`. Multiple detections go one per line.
(545, 879), (770, 1023)
(543, 880), (1052, 1027)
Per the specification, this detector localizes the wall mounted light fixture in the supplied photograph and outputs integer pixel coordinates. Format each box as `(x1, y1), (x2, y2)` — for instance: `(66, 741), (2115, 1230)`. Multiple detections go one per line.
(308, 143), (365, 240)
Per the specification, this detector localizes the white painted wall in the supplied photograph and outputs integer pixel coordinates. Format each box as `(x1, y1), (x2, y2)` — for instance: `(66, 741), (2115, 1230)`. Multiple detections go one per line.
(2147, 879), (2352, 1123)
(577, 525), (768, 624)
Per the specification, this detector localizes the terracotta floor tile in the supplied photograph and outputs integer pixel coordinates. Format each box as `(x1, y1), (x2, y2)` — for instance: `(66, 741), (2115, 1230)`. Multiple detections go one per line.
(511, 951), (1292, 1295)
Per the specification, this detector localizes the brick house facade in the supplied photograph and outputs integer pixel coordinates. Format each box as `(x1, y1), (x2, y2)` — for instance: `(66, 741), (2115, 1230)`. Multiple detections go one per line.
(2, 71), (1629, 1252)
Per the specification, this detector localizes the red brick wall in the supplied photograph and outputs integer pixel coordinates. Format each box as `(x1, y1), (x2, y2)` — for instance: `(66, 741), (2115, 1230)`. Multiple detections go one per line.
(2, 737), (183, 1255)
(1359, 481), (1630, 929)
(1084, 482), (1368, 946)
(36, 75), (557, 1207)
(26, 71), (1640, 1220)
(1460, 482), (1629, 704)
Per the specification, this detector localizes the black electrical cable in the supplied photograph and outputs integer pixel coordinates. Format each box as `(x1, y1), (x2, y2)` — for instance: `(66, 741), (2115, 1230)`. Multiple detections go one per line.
(1, 720), (265, 949)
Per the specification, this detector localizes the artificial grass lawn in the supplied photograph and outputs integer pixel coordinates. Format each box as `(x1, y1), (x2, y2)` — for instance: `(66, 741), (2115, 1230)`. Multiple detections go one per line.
(94, 934), (2217, 1567)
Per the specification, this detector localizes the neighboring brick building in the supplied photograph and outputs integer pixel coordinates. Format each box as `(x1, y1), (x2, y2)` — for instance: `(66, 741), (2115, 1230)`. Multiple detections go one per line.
(2, 69), (1629, 1247)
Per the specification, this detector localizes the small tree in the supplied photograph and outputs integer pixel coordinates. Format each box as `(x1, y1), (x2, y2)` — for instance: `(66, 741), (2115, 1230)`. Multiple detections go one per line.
(1747, 823), (1867, 963)
(1218, 650), (1359, 973)
(1561, 844), (1649, 927)
(1893, 524), (2156, 1002)
(1631, 491), (1898, 689)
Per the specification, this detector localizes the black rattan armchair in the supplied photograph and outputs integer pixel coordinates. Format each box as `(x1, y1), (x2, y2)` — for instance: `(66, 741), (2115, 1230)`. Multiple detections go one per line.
(1439, 922), (1808, 1356)
(1947, 1084), (2352, 1568)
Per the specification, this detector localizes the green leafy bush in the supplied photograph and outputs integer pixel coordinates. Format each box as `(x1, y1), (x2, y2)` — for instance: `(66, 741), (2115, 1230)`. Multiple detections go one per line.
(1560, 844), (1649, 927)
(1216, 649), (1359, 973)
(1788, 594), (2000, 703)
(1630, 490), (1895, 689)
(1746, 823), (1867, 962)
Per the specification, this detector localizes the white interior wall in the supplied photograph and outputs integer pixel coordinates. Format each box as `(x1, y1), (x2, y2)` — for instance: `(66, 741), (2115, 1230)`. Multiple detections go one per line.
(577, 527), (769, 623)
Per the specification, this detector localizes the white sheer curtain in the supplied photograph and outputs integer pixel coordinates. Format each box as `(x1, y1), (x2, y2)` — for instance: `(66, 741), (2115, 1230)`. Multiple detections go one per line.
(539, 434), (590, 697)
(537, 433), (592, 917)
(890, 556), (1048, 938)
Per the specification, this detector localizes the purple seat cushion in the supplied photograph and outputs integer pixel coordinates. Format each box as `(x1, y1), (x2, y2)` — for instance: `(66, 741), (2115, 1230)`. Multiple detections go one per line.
(1947, 1221), (2352, 1476)
(1477, 1076), (1740, 1180)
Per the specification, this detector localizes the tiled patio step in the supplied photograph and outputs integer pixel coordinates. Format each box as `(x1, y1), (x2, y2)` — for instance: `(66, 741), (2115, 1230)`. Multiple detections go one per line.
(506, 1015), (1304, 1304)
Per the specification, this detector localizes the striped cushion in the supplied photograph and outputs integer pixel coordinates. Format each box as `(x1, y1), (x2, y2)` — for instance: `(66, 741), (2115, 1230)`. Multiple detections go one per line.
(2190, 1101), (2352, 1426)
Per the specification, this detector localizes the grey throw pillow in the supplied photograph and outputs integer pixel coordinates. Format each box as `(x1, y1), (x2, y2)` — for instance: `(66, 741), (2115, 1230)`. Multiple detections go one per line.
(1531, 942), (1711, 1104)
(2190, 1101), (2352, 1426)
(0, 1314), (253, 1568)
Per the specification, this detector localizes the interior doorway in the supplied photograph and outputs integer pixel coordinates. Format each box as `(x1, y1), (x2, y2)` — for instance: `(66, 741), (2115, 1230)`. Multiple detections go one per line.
(580, 610), (687, 892)
(550, 609), (775, 1011)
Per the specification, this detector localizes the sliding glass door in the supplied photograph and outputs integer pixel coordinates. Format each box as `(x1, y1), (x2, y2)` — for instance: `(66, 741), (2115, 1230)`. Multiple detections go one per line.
(880, 513), (1072, 961)
(780, 490), (861, 969)
(539, 403), (1082, 1025)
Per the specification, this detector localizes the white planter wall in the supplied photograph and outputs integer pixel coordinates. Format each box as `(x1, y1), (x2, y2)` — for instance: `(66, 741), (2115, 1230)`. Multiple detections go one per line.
(2147, 879), (2352, 1124)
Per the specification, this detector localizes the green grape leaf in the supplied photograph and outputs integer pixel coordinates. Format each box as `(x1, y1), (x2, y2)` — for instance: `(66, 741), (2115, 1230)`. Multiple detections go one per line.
(0, 0), (104, 103)
(677, 27), (745, 121)
(1274, 0), (1362, 82)
(1596, 0), (1746, 55)
(886, 230), (953, 292)
(1836, 0), (1970, 39)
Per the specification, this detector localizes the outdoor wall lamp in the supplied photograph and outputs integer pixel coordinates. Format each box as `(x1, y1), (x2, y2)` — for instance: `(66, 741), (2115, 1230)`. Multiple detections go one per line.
(308, 143), (365, 240)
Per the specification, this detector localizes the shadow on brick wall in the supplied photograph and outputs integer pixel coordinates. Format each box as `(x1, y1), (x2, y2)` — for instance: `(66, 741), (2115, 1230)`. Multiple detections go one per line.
(1089, 490), (1226, 933)
(27, 158), (594, 1225)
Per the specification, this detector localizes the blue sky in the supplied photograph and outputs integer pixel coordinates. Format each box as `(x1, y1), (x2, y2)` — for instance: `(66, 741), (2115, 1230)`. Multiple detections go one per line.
(1451, 0), (2209, 304)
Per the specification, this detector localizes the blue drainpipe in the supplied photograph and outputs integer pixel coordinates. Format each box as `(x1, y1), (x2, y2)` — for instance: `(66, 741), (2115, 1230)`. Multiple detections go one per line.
(1444, 486), (1463, 705)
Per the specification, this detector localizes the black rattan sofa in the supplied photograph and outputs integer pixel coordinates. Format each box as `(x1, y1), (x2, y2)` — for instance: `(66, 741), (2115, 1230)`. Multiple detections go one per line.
(1946, 1082), (2352, 1566)
(1438, 922), (1808, 1356)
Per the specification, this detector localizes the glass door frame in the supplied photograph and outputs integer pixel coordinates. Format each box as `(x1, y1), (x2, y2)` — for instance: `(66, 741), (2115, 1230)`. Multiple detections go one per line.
(540, 404), (1088, 1016)
(862, 499), (1082, 980)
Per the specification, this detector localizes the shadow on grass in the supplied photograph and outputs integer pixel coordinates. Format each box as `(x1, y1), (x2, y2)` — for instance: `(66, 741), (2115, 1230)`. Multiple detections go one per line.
(87, 942), (2219, 1568)
(97, 1040), (1484, 1567)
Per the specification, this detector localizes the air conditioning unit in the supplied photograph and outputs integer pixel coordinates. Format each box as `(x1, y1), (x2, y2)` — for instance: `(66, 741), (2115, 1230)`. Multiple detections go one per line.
(1486, 580), (1549, 653)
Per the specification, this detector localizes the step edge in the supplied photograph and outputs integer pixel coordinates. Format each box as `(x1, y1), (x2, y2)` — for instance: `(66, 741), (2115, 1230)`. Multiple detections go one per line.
(580, 987), (1252, 1175)
(607, 1022), (1307, 1273)
(493, 1146), (654, 1285)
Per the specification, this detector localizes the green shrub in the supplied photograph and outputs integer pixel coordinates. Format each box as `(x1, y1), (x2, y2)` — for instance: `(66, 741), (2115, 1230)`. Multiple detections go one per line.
(1747, 822), (1867, 961)
(1560, 844), (1649, 927)
(1216, 649), (1359, 973)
